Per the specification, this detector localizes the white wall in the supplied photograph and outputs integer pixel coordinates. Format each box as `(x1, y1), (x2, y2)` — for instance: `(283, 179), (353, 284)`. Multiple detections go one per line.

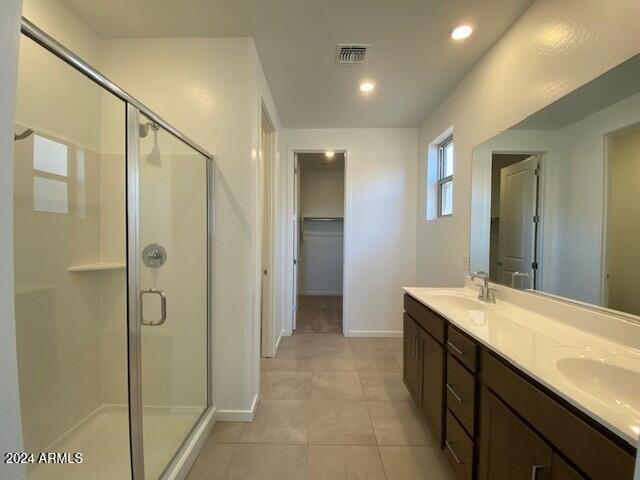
(0, 0), (25, 478)
(300, 169), (345, 218)
(282, 129), (417, 336)
(299, 166), (344, 295)
(299, 220), (344, 296)
(416, 0), (640, 288)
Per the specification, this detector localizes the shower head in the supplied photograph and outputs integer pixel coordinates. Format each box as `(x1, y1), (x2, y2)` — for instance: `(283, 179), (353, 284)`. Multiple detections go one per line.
(139, 121), (160, 138)
(14, 128), (34, 141)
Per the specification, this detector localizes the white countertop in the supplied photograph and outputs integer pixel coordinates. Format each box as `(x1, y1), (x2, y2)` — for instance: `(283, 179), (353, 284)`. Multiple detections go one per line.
(403, 285), (640, 448)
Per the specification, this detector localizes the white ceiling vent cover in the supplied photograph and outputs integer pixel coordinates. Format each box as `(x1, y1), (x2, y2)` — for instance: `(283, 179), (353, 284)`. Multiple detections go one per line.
(336, 44), (370, 64)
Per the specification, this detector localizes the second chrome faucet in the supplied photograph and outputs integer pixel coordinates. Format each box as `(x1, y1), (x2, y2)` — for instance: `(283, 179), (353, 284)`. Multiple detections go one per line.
(470, 271), (496, 303)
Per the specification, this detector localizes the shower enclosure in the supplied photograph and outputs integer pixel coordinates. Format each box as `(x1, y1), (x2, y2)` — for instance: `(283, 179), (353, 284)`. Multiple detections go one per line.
(13, 18), (214, 479)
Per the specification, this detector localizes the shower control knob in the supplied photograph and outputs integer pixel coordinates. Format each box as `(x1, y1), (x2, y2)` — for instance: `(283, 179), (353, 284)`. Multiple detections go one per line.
(142, 243), (167, 268)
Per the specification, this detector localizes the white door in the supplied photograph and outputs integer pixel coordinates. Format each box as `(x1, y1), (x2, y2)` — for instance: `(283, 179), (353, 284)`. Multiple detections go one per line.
(292, 154), (300, 331)
(497, 155), (540, 288)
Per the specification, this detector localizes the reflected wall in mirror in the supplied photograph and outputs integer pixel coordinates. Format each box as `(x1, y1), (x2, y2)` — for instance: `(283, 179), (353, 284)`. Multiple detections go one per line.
(470, 53), (640, 318)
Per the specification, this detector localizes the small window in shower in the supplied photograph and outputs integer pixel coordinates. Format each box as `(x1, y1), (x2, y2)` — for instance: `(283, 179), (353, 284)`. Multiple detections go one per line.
(33, 176), (69, 214)
(32, 134), (69, 214)
(33, 134), (68, 176)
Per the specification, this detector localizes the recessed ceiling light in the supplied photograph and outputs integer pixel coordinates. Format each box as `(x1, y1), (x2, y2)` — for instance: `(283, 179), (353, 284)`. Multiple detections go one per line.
(359, 81), (375, 93)
(451, 24), (473, 41)
(325, 150), (335, 159)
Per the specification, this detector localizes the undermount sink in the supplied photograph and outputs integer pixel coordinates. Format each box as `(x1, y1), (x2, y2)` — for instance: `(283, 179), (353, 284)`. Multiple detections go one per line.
(556, 356), (640, 416)
(423, 290), (488, 310)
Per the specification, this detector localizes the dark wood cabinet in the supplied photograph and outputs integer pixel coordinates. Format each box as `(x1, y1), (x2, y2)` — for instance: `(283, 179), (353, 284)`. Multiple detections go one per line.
(403, 313), (422, 402)
(402, 294), (635, 480)
(551, 455), (585, 480)
(402, 309), (445, 444)
(478, 387), (553, 480)
(482, 350), (635, 479)
(420, 326), (444, 439)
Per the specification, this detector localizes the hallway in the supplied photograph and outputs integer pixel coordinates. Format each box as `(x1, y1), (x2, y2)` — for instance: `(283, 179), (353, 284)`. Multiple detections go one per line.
(187, 334), (455, 479)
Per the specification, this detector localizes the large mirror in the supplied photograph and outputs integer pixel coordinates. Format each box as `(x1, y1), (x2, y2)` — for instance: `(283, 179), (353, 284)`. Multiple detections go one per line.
(470, 53), (640, 318)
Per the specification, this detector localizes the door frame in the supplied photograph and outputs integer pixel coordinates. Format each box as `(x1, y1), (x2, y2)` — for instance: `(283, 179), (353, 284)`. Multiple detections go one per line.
(601, 123), (640, 309)
(292, 153), (300, 331)
(288, 148), (348, 336)
(491, 150), (546, 291)
(259, 101), (278, 358)
(126, 105), (216, 480)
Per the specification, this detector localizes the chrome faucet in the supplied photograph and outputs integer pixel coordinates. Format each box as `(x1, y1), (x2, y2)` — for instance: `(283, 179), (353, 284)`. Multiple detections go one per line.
(511, 271), (532, 289)
(470, 271), (496, 303)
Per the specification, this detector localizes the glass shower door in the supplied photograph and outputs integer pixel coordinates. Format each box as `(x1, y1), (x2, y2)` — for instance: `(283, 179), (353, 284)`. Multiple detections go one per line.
(132, 111), (209, 479)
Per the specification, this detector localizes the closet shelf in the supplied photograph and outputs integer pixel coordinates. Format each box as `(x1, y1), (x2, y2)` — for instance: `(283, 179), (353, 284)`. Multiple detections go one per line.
(67, 262), (126, 272)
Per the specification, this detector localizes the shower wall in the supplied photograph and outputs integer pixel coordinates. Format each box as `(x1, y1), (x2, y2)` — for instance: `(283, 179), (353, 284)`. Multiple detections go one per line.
(14, 31), (128, 454)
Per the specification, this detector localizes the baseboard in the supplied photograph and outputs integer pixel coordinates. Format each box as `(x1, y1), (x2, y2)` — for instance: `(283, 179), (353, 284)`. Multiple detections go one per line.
(347, 330), (403, 337)
(215, 394), (258, 422)
(299, 291), (343, 296)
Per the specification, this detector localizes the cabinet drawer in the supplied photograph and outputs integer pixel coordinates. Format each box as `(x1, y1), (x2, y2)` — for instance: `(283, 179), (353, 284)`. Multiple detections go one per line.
(445, 410), (474, 480)
(447, 326), (478, 373)
(482, 350), (635, 480)
(446, 354), (476, 437)
(404, 294), (445, 344)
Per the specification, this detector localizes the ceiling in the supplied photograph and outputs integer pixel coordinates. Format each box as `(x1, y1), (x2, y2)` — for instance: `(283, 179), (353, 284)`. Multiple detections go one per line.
(59, 0), (534, 128)
(298, 152), (345, 171)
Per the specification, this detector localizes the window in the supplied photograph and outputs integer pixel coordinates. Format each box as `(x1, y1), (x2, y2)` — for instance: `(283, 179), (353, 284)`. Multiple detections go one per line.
(34, 134), (68, 176)
(32, 134), (70, 214)
(437, 136), (454, 217)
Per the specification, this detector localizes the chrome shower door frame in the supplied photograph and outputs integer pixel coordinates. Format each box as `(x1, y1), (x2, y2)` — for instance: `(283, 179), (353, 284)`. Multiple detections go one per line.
(21, 17), (215, 480)
(127, 104), (215, 479)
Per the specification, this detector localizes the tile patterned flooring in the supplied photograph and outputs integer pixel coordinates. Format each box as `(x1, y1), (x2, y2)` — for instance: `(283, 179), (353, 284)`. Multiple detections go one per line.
(187, 335), (456, 480)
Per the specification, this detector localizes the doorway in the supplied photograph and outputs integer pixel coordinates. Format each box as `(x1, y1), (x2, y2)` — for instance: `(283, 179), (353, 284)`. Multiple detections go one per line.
(489, 153), (543, 289)
(293, 151), (345, 334)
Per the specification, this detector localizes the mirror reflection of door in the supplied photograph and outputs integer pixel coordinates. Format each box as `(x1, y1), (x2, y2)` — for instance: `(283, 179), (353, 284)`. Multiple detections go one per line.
(605, 125), (640, 315)
(490, 154), (542, 289)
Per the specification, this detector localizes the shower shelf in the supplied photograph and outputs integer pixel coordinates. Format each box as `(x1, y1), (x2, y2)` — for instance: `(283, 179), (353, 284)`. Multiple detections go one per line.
(67, 262), (126, 272)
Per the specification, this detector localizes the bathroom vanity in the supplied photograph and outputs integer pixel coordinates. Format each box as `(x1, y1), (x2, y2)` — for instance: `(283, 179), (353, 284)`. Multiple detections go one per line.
(402, 286), (638, 480)
(402, 49), (640, 479)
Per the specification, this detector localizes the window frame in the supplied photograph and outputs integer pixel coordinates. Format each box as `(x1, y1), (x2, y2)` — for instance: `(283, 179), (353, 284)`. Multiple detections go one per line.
(437, 135), (454, 217)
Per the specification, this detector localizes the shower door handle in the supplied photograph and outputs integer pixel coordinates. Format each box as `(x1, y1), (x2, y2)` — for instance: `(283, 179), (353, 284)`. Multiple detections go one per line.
(140, 288), (167, 326)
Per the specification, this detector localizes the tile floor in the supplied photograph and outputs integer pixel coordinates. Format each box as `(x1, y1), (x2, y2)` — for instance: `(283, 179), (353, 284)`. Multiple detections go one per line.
(295, 296), (342, 334)
(187, 334), (456, 480)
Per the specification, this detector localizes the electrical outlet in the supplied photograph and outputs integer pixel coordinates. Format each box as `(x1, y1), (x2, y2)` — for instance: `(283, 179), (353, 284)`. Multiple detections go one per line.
(462, 255), (469, 273)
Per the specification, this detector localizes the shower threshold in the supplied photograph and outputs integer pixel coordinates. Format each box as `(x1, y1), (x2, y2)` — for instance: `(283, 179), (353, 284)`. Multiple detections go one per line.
(28, 403), (204, 480)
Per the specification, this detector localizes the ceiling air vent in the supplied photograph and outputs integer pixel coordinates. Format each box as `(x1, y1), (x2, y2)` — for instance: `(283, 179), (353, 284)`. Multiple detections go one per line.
(336, 44), (370, 65)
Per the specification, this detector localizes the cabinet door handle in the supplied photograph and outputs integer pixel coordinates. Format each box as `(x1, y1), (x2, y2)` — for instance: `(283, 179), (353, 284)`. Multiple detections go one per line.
(446, 383), (463, 403)
(412, 336), (417, 358)
(447, 340), (464, 356)
(531, 465), (546, 480)
(445, 440), (465, 465)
